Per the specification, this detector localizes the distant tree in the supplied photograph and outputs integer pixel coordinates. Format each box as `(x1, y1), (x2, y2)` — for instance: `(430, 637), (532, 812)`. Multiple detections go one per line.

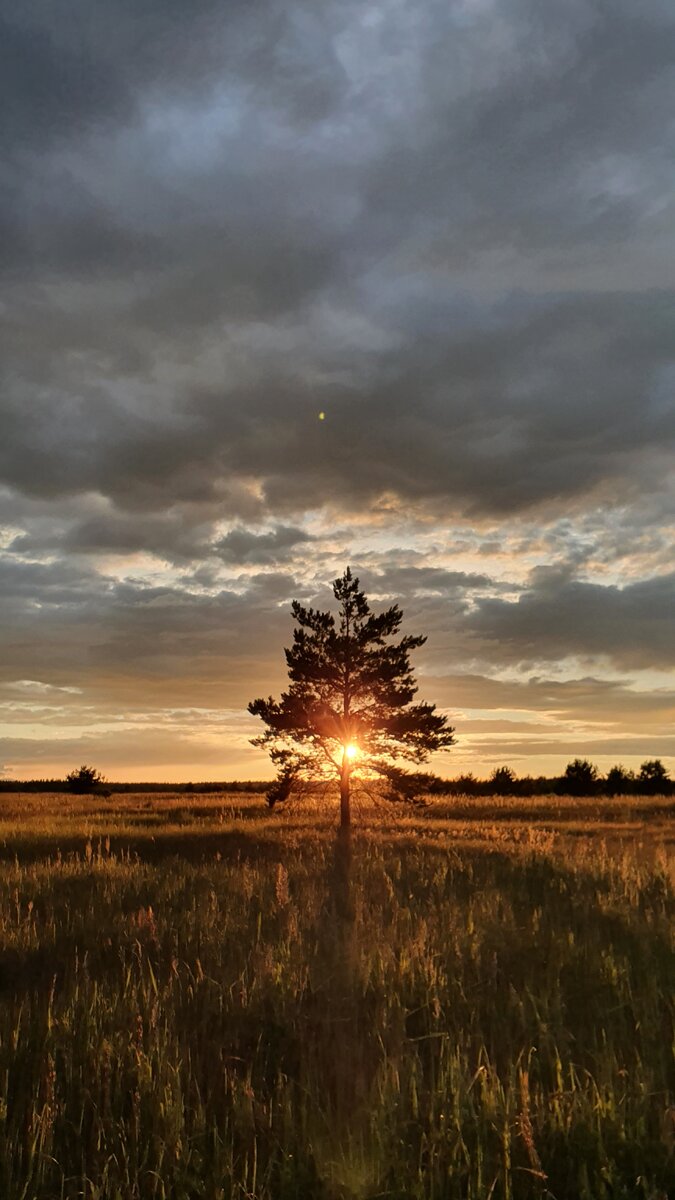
(248, 568), (455, 827)
(519, 775), (552, 797)
(66, 765), (107, 795)
(563, 758), (598, 796)
(381, 769), (440, 806)
(605, 764), (635, 796)
(638, 759), (671, 794)
(490, 765), (517, 795)
(453, 773), (480, 797)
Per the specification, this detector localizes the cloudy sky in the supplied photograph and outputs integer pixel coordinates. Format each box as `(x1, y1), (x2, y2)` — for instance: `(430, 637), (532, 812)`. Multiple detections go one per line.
(2, 0), (674, 781)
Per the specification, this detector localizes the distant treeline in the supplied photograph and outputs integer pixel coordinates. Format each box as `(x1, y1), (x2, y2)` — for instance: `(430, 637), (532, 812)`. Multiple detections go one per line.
(0, 758), (672, 798)
(424, 758), (674, 798)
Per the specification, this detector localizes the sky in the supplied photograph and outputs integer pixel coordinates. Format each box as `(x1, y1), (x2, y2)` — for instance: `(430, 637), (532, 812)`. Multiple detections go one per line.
(1, 0), (674, 782)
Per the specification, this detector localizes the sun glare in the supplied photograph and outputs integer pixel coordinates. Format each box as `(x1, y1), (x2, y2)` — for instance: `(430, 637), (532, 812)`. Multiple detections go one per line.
(344, 742), (358, 760)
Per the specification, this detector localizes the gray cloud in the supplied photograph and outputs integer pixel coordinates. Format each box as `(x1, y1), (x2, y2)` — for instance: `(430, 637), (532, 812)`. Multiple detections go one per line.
(423, 672), (675, 727)
(11, 513), (211, 564)
(0, 729), (252, 777)
(215, 525), (313, 565)
(0, 555), (297, 707)
(467, 571), (675, 669)
(1, 0), (674, 775)
(1, 1), (673, 521)
(355, 564), (496, 597)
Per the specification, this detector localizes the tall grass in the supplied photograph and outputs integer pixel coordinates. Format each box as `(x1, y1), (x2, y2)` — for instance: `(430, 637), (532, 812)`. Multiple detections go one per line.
(0, 793), (672, 1198)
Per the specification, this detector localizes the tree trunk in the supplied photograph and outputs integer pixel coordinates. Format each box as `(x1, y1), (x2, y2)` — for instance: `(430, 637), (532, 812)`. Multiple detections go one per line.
(339, 759), (351, 828)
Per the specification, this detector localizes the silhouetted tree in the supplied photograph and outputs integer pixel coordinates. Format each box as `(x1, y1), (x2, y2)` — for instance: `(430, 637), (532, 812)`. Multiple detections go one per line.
(381, 769), (439, 806)
(452, 773), (481, 797)
(605, 764), (635, 796)
(490, 765), (517, 795)
(66, 765), (107, 795)
(638, 759), (671, 794)
(563, 758), (598, 796)
(248, 568), (455, 827)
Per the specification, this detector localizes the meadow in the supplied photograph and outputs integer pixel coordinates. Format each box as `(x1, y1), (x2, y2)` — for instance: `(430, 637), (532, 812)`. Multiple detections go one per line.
(0, 790), (672, 1199)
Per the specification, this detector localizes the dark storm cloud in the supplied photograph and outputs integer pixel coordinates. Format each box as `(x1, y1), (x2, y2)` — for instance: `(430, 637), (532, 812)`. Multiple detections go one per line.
(1, 0), (348, 152)
(364, 1), (675, 255)
(5, 288), (671, 521)
(1, 0), (349, 285)
(1, 0), (673, 529)
(1, 12), (123, 151)
(2, 0), (675, 775)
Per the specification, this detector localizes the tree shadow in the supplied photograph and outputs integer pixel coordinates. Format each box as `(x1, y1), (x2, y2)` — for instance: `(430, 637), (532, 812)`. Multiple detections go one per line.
(303, 830), (386, 1195)
(328, 826), (356, 927)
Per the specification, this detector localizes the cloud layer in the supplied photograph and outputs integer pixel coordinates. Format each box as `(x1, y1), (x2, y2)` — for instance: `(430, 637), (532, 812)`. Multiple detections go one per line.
(1, 0), (674, 778)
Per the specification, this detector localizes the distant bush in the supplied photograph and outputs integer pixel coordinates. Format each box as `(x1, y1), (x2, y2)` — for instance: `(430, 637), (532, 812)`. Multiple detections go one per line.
(381, 768), (439, 805)
(638, 758), (671, 793)
(490, 765), (517, 795)
(562, 758), (599, 796)
(66, 765), (108, 795)
(606, 764), (635, 795)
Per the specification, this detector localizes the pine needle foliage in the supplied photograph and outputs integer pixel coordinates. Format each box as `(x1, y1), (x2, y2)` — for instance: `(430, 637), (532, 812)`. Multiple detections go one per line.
(248, 568), (455, 824)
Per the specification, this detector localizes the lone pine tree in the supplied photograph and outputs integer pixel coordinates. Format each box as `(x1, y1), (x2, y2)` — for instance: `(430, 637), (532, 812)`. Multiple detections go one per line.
(248, 568), (455, 827)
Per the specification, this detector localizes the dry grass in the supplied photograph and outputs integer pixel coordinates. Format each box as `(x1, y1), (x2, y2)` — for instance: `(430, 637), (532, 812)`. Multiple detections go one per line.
(0, 790), (672, 1198)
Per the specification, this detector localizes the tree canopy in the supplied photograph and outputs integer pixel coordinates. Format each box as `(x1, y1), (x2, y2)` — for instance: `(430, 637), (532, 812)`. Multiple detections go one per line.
(248, 568), (455, 825)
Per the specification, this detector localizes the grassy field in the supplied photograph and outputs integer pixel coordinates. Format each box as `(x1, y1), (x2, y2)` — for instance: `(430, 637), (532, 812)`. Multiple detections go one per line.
(0, 791), (672, 1199)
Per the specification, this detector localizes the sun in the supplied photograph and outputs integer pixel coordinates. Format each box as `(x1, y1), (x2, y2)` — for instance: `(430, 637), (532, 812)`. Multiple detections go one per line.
(344, 742), (358, 761)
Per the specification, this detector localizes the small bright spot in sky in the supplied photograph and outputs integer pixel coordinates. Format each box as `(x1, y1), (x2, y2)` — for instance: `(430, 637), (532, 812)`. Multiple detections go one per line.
(318, 411), (326, 420)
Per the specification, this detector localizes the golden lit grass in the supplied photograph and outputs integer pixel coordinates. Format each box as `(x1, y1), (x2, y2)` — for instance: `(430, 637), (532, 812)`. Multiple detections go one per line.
(0, 790), (672, 870)
(0, 790), (672, 1198)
